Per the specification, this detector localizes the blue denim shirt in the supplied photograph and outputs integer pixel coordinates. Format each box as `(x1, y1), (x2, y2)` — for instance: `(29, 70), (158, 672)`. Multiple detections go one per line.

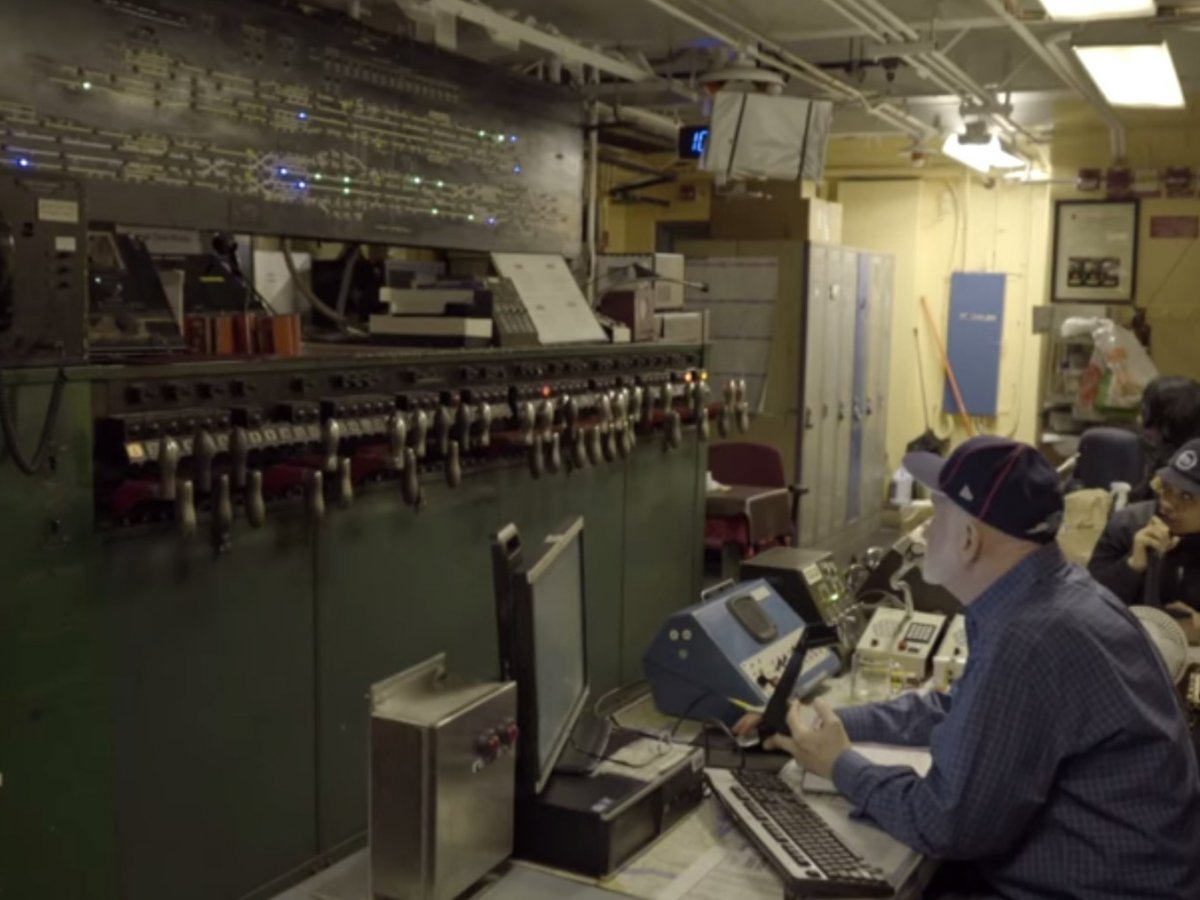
(833, 545), (1200, 899)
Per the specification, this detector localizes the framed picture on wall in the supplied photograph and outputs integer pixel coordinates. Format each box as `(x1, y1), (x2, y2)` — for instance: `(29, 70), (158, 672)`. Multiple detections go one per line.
(1052, 199), (1139, 304)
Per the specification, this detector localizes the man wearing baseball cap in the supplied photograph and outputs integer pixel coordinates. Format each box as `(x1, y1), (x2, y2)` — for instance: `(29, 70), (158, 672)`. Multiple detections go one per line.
(765, 436), (1200, 899)
(1090, 437), (1200, 642)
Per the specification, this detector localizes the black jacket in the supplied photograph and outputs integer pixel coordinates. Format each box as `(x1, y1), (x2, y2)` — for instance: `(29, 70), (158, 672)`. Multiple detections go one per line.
(1088, 500), (1200, 610)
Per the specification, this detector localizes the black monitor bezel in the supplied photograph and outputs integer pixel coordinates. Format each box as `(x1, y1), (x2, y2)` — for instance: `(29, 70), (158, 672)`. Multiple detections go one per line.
(508, 516), (591, 795)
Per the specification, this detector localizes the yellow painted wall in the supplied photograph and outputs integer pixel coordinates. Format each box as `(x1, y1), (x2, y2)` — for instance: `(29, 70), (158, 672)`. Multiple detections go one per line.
(598, 163), (711, 254)
(1051, 101), (1200, 382)
(837, 175), (1051, 473)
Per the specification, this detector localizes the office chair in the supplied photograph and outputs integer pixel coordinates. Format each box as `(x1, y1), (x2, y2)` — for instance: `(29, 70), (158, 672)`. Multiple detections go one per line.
(1057, 427), (1144, 564)
(704, 443), (805, 573)
(1074, 427), (1144, 509)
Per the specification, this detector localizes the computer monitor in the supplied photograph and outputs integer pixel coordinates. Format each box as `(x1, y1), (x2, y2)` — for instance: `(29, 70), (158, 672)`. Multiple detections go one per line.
(495, 517), (590, 795)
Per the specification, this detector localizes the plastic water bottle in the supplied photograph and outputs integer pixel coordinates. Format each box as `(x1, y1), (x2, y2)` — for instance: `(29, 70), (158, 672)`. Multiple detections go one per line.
(889, 466), (914, 507)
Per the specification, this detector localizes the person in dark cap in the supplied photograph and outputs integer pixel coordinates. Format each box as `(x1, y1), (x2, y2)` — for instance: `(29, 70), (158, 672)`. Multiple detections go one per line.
(1133, 376), (1200, 502)
(1089, 437), (1200, 643)
(745, 436), (1200, 900)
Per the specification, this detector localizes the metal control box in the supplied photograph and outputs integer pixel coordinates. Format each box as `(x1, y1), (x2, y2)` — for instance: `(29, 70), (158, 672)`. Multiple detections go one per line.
(855, 608), (948, 684)
(931, 614), (969, 691)
(370, 654), (518, 900)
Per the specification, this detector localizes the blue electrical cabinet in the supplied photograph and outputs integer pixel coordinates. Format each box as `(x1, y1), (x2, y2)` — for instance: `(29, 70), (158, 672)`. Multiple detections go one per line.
(943, 273), (1007, 417)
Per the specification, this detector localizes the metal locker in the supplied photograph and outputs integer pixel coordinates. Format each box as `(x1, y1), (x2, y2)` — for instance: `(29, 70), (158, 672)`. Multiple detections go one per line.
(869, 255), (895, 509)
(816, 248), (843, 541)
(829, 248), (858, 537)
(847, 251), (871, 523)
(798, 244), (828, 547)
(860, 254), (884, 514)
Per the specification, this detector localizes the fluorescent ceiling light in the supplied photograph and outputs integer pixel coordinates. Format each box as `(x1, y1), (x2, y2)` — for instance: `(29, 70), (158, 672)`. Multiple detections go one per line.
(1039, 0), (1155, 21)
(941, 134), (1027, 174)
(1072, 42), (1184, 108)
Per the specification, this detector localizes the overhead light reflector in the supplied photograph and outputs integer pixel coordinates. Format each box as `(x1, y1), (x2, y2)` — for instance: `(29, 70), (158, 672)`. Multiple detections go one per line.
(941, 134), (1027, 174)
(1039, 0), (1155, 20)
(1072, 42), (1184, 108)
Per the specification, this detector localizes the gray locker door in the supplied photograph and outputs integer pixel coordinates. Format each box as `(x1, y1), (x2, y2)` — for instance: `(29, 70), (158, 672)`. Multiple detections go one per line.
(847, 251), (871, 523)
(799, 244), (828, 547)
(862, 254), (886, 513)
(871, 255), (895, 508)
(830, 248), (858, 536)
(817, 248), (842, 541)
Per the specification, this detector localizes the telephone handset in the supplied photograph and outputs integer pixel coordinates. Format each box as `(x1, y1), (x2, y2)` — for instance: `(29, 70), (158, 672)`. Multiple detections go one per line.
(727, 593), (779, 644)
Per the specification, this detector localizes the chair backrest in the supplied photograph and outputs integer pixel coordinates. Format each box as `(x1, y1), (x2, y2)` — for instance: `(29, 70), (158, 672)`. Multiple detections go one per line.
(708, 442), (787, 489)
(1075, 427), (1144, 492)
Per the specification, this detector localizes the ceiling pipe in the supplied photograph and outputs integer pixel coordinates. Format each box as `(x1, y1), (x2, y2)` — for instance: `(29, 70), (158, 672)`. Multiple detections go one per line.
(826, 0), (1040, 144)
(976, 0), (1126, 161)
(638, 0), (936, 139)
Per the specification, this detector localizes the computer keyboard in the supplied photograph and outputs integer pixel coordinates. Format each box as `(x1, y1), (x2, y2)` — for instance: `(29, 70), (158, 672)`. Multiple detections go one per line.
(707, 768), (893, 898)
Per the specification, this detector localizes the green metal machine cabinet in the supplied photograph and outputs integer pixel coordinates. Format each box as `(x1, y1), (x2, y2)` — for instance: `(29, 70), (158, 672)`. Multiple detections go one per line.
(0, 345), (709, 900)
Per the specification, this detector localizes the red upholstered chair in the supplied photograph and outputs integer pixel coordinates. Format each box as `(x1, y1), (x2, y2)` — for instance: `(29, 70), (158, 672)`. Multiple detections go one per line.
(704, 443), (805, 574)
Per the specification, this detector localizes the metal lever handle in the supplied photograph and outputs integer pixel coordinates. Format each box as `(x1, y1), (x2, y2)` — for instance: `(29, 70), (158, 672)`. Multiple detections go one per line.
(665, 411), (682, 450)
(402, 448), (421, 507)
(387, 412), (407, 470)
(176, 478), (196, 539)
(160, 436), (181, 502)
(537, 399), (555, 442)
(586, 427), (603, 467)
(246, 470), (266, 529)
(693, 384), (710, 441)
(639, 385), (654, 428)
(600, 424), (615, 462)
(518, 402), (536, 447)
(476, 403), (493, 449)
(547, 433), (562, 474)
(212, 473), (232, 551)
(445, 440), (462, 488)
(571, 429), (588, 469)
(407, 409), (428, 460)
(434, 406), (452, 457)
(231, 427), (250, 488)
(529, 434), (544, 479)
(306, 470), (325, 521)
(194, 430), (217, 494)
(598, 394), (613, 426)
(337, 457), (354, 509)
(615, 389), (630, 423)
(737, 403), (751, 433)
(631, 386), (646, 426)
(322, 419), (341, 473)
(454, 405), (472, 453)
(617, 422), (632, 459)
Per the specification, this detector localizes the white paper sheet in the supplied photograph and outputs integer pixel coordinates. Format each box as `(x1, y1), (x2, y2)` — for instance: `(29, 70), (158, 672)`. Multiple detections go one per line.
(491, 252), (607, 345)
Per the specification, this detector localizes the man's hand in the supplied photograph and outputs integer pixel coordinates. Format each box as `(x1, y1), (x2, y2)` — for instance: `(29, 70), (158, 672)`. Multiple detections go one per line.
(1167, 602), (1200, 645)
(1129, 516), (1180, 572)
(763, 699), (851, 781)
(731, 712), (762, 737)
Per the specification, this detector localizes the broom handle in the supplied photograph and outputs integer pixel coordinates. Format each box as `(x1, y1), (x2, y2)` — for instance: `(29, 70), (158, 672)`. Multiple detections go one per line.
(920, 295), (976, 437)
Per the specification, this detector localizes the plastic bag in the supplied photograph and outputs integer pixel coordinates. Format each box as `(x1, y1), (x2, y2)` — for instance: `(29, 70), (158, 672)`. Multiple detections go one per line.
(1074, 321), (1158, 419)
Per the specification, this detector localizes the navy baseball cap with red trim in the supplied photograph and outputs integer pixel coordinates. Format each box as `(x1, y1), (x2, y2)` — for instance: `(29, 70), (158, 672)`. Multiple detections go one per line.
(1159, 438), (1200, 496)
(903, 436), (1064, 545)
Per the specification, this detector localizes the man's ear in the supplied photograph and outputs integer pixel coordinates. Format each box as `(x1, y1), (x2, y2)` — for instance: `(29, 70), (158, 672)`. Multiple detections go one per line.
(962, 518), (983, 564)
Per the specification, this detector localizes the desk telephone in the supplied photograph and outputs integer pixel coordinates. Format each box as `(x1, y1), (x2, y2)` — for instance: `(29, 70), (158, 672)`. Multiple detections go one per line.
(1184, 664), (1200, 727)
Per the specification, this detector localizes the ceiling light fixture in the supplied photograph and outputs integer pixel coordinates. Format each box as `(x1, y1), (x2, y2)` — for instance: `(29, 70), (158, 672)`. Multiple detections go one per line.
(941, 134), (1027, 174)
(1072, 41), (1185, 108)
(1039, 0), (1155, 21)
